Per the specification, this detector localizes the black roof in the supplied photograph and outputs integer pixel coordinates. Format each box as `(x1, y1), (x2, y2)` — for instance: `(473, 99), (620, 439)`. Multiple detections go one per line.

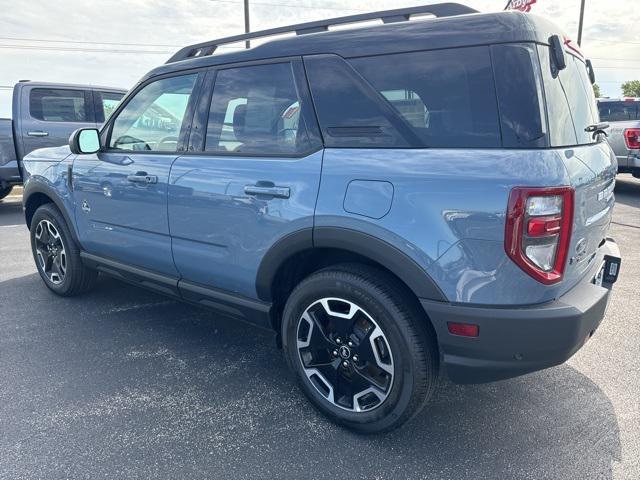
(142, 7), (563, 82)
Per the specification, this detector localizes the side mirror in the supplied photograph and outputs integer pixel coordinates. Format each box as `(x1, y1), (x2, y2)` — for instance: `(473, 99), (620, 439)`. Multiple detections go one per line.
(549, 35), (567, 71)
(586, 59), (596, 84)
(69, 128), (100, 154)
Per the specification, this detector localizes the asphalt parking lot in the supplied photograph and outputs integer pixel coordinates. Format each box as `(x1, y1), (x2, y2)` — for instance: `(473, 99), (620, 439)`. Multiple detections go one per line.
(1, 178), (639, 480)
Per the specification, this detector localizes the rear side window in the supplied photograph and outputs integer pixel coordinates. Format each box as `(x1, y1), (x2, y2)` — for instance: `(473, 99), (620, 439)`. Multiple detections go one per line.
(95, 91), (124, 123)
(491, 44), (547, 148)
(205, 62), (311, 155)
(29, 88), (88, 122)
(349, 46), (501, 148)
(598, 101), (640, 122)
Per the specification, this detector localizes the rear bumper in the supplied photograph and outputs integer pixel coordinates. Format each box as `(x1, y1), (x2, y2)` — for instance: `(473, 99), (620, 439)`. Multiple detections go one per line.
(617, 152), (640, 172)
(421, 239), (621, 384)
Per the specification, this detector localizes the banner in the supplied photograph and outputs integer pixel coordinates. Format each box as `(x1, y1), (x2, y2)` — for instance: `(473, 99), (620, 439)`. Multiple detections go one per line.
(507, 0), (537, 12)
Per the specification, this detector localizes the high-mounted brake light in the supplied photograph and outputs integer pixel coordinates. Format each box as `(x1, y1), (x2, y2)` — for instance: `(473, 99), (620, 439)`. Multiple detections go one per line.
(624, 128), (640, 149)
(505, 187), (574, 285)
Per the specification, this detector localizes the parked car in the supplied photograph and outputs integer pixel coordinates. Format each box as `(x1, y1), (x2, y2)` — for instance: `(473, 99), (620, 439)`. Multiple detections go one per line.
(21, 3), (621, 433)
(597, 97), (640, 178)
(0, 81), (126, 199)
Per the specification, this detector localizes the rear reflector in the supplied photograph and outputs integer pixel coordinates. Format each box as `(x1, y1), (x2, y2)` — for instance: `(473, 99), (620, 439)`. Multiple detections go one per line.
(624, 128), (640, 149)
(447, 322), (479, 337)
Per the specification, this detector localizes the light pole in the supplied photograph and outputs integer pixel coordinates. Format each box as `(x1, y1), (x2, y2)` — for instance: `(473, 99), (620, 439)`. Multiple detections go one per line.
(577, 0), (586, 46)
(244, 0), (250, 49)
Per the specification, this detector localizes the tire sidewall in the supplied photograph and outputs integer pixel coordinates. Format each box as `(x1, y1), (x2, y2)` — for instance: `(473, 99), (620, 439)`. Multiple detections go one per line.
(282, 271), (422, 432)
(30, 206), (75, 295)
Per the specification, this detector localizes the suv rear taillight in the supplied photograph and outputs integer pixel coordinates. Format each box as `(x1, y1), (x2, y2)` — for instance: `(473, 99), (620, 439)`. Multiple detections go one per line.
(624, 128), (640, 149)
(505, 187), (574, 285)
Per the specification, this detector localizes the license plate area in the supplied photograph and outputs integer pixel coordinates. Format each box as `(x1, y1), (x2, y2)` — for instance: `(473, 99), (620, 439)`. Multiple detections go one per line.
(593, 255), (621, 286)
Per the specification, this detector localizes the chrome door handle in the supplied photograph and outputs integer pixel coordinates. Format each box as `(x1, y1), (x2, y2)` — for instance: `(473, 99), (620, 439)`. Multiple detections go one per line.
(127, 173), (158, 184)
(244, 184), (290, 199)
(27, 131), (49, 137)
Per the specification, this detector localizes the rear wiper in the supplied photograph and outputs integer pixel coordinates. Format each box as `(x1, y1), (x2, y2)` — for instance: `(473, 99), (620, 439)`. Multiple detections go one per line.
(585, 122), (609, 139)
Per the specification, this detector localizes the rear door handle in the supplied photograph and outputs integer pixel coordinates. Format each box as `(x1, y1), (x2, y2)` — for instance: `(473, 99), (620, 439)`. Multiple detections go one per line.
(27, 131), (49, 137)
(244, 184), (290, 199)
(127, 173), (158, 184)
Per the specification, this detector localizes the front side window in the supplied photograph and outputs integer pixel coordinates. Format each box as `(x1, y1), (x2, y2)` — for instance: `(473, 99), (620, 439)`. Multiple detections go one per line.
(109, 74), (197, 152)
(205, 62), (310, 155)
(95, 91), (124, 123)
(29, 88), (88, 122)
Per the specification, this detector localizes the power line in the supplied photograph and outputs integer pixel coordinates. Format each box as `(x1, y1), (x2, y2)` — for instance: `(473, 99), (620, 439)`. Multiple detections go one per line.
(0, 36), (183, 48)
(587, 38), (640, 46)
(0, 44), (174, 54)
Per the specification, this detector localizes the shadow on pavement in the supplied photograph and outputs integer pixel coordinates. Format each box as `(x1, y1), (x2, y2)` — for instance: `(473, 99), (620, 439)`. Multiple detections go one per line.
(0, 273), (622, 479)
(0, 198), (24, 227)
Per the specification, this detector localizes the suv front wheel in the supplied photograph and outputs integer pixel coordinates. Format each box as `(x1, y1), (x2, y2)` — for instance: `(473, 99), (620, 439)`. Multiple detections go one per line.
(282, 264), (438, 433)
(30, 203), (98, 296)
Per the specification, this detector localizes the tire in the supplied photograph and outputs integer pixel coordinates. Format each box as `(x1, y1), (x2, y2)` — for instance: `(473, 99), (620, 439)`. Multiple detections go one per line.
(282, 263), (438, 433)
(0, 185), (13, 200)
(30, 203), (98, 296)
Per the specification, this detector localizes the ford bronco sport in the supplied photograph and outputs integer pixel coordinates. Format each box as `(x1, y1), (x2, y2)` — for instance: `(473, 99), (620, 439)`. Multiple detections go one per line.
(21, 3), (621, 433)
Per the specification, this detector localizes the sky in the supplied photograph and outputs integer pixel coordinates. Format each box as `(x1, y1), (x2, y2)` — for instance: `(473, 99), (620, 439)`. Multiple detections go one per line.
(0, 0), (639, 117)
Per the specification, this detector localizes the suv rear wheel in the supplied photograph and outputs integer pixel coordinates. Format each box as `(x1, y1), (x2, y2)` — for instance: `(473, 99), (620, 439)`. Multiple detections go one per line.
(0, 186), (13, 200)
(30, 204), (98, 296)
(282, 264), (438, 433)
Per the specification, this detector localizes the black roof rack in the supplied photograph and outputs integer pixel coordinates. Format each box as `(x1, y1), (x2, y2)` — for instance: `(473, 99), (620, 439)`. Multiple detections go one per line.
(166, 3), (478, 64)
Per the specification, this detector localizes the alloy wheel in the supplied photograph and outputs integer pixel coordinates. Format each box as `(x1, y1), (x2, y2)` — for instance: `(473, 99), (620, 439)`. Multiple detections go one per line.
(296, 297), (394, 412)
(34, 219), (67, 285)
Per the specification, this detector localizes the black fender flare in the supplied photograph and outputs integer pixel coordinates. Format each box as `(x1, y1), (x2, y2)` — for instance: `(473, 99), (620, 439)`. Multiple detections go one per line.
(22, 181), (80, 245)
(255, 226), (446, 303)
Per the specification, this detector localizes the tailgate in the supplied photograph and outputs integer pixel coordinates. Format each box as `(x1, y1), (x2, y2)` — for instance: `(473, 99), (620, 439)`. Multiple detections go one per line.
(559, 141), (617, 292)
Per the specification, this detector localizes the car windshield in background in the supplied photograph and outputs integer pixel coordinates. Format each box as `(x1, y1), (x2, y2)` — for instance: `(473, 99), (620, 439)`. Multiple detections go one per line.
(598, 101), (640, 122)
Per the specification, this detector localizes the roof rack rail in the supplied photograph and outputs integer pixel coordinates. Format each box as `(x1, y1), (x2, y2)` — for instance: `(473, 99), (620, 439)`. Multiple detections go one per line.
(166, 2), (478, 64)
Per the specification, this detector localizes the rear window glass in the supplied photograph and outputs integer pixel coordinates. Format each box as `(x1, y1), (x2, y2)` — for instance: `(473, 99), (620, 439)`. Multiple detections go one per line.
(538, 45), (598, 147)
(598, 101), (640, 122)
(29, 88), (88, 122)
(349, 46), (501, 148)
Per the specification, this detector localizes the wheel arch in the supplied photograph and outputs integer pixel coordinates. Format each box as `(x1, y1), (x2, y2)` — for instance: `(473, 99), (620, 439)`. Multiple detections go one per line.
(257, 227), (447, 332)
(23, 183), (79, 245)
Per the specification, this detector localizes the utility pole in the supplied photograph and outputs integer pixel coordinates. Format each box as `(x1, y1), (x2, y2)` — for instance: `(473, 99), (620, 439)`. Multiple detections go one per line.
(577, 0), (586, 46)
(244, 0), (250, 49)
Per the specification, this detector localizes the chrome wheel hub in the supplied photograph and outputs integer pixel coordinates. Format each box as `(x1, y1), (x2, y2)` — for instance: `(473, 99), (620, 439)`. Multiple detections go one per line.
(296, 297), (394, 412)
(34, 219), (67, 285)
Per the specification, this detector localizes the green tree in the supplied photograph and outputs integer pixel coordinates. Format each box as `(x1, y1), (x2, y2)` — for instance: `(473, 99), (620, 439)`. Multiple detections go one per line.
(621, 80), (640, 97)
(593, 83), (601, 98)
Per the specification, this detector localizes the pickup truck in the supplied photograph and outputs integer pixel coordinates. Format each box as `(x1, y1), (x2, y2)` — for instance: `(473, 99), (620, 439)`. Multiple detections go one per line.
(0, 81), (126, 199)
(597, 97), (640, 178)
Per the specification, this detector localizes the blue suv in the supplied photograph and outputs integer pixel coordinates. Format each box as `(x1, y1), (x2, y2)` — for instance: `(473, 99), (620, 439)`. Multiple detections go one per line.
(21, 4), (621, 432)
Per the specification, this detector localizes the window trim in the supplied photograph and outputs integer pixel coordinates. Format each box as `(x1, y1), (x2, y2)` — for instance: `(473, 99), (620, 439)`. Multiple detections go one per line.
(189, 56), (323, 159)
(101, 68), (206, 155)
(28, 87), (93, 123)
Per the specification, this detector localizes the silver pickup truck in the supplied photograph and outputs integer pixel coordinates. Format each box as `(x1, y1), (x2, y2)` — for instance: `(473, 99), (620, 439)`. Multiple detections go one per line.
(597, 97), (640, 178)
(0, 81), (126, 199)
